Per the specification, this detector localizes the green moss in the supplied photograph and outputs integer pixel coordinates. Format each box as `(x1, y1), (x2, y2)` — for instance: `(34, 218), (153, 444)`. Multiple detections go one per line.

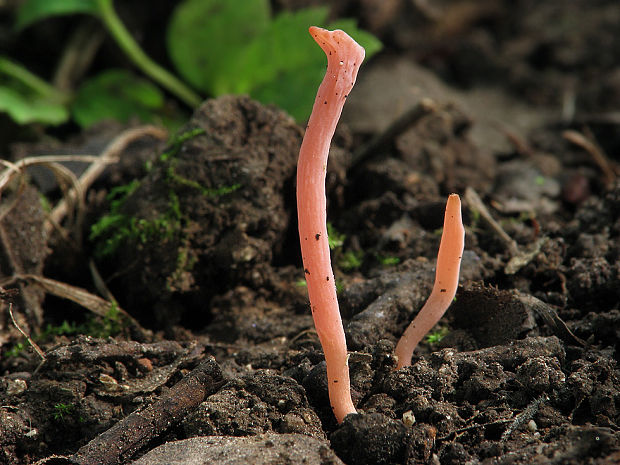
(91, 213), (179, 258)
(91, 302), (125, 337)
(89, 123), (241, 301)
(6, 304), (125, 360)
(90, 179), (144, 256)
(4, 342), (26, 358)
(160, 127), (205, 162)
(166, 242), (199, 292)
(470, 207), (481, 230)
(90, 179), (183, 258)
(327, 222), (345, 250)
(166, 160), (241, 197)
(161, 128), (242, 196)
(425, 327), (449, 345)
(40, 302), (125, 340)
(38, 193), (52, 212)
(376, 254), (400, 266)
(339, 250), (363, 271)
(53, 403), (74, 421)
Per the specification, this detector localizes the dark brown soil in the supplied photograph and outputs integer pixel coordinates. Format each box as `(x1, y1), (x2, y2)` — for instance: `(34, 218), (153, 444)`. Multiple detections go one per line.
(1, 1), (620, 464)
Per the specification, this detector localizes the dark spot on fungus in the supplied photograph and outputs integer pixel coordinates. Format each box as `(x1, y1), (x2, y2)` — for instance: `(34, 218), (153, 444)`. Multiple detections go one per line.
(326, 276), (330, 281)
(440, 289), (447, 293)
(324, 101), (327, 104)
(304, 268), (310, 275)
(334, 380), (338, 383)
(315, 233), (320, 240)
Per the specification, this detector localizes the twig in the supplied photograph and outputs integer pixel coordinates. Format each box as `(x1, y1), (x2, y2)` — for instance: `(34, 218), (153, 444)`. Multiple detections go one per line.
(0, 57), (68, 102)
(0, 155), (102, 193)
(465, 187), (548, 275)
(89, 259), (116, 302)
(563, 129), (618, 187)
(351, 98), (438, 169)
(53, 19), (105, 92)
(96, 0), (201, 107)
(438, 419), (512, 441)
(8, 303), (46, 361)
(495, 124), (534, 158)
(14, 274), (146, 338)
(501, 394), (548, 442)
(0, 169), (27, 223)
(572, 111), (620, 126)
(465, 187), (519, 256)
(44, 161), (87, 241)
(515, 291), (587, 347)
(46, 125), (168, 234)
(69, 357), (224, 465)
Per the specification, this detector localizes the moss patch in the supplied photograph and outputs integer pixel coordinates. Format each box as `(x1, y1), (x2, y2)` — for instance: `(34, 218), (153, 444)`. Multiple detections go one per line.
(90, 127), (240, 259)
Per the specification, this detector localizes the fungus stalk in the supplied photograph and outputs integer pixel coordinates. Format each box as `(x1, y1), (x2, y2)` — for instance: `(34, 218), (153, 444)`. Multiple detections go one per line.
(297, 27), (365, 424)
(395, 194), (465, 369)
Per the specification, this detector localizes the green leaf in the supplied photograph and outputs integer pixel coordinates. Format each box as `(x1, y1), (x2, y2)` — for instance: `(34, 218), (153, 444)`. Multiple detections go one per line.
(328, 18), (383, 59)
(247, 12), (382, 121)
(16, 0), (99, 29)
(221, 7), (330, 95)
(167, 0), (381, 121)
(0, 86), (69, 125)
(251, 67), (322, 121)
(167, 0), (270, 94)
(72, 69), (164, 128)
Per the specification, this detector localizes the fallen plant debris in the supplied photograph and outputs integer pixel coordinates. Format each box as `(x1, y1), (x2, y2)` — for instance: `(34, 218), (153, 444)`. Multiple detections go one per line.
(70, 356), (224, 465)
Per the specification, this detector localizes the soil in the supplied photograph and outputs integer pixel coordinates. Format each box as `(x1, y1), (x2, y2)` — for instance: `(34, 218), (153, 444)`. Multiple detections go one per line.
(1, 1), (620, 464)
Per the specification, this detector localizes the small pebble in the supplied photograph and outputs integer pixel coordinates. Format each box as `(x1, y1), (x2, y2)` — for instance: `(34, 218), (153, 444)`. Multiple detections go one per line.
(137, 357), (153, 372)
(402, 410), (416, 427)
(6, 378), (27, 396)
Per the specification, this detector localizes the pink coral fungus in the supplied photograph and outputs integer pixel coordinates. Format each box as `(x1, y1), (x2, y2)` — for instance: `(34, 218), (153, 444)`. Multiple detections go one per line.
(395, 194), (465, 369)
(297, 26), (365, 424)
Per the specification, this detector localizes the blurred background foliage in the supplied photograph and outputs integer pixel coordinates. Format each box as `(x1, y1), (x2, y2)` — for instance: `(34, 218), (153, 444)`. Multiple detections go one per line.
(0, 0), (381, 133)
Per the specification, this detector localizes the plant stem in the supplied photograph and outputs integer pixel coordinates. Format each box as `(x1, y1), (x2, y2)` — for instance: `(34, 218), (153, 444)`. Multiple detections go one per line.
(0, 57), (68, 102)
(96, 0), (201, 107)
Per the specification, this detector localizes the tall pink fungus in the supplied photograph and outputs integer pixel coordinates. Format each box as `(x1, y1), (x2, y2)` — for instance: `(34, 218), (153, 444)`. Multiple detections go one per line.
(395, 194), (465, 369)
(297, 26), (365, 424)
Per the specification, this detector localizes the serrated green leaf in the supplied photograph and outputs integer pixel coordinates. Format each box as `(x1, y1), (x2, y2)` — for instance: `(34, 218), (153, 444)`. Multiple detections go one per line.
(16, 0), (99, 30)
(0, 87), (69, 125)
(167, 0), (270, 94)
(71, 69), (164, 128)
